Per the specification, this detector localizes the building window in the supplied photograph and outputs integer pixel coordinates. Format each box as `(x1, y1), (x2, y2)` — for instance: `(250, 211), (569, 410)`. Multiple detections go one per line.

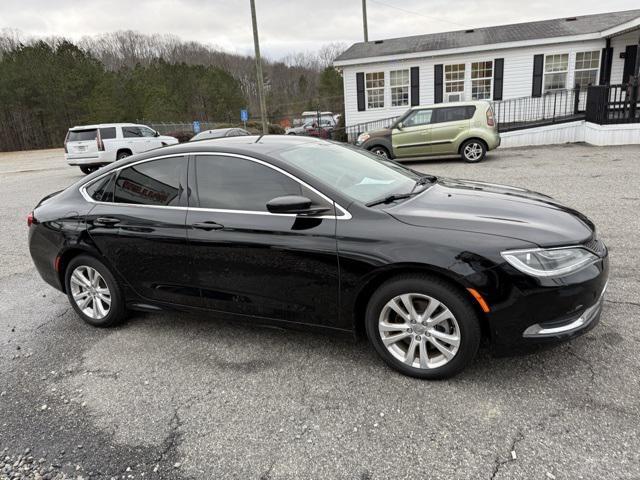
(574, 51), (600, 88)
(543, 54), (569, 91)
(365, 72), (385, 109)
(390, 69), (410, 107)
(471, 61), (493, 100)
(444, 64), (465, 101)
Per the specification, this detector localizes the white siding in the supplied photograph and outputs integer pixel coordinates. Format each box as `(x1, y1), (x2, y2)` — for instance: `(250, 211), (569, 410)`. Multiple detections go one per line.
(342, 39), (605, 127)
(610, 30), (640, 84)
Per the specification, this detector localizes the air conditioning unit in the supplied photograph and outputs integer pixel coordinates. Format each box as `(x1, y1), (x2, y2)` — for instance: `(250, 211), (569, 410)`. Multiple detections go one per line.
(445, 93), (462, 102)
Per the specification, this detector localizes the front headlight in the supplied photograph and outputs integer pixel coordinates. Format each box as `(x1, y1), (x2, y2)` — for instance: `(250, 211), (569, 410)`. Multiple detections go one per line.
(356, 133), (370, 144)
(501, 247), (598, 277)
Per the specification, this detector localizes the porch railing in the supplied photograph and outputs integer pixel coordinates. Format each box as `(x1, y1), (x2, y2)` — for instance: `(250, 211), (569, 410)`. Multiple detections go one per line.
(585, 82), (640, 124)
(492, 87), (585, 132)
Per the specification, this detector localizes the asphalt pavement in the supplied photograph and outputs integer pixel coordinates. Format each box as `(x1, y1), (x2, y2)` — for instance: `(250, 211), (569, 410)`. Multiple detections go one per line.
(1, 144), (639, 480)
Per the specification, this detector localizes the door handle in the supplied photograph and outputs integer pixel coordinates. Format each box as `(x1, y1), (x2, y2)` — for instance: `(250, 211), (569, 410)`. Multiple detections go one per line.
(192, 221), (224, 231)
(94, 217), (120, 227)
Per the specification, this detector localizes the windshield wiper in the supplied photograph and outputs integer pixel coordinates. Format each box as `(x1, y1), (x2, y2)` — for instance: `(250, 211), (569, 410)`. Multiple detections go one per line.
(409, 174), (437, 194)
(366, 193), (416, 207)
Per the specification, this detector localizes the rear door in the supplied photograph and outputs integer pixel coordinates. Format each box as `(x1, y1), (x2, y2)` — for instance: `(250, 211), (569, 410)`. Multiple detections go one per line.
(392, 109), (433, 158)
(86, 155), (198, 306)
(429, 106), (474, 155)
(185, 153), (340, 327)
(66, 129), (98, 157)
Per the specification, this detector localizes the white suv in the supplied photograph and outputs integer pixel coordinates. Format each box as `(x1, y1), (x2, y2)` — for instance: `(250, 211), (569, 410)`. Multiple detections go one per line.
(64, 123), (179, 174)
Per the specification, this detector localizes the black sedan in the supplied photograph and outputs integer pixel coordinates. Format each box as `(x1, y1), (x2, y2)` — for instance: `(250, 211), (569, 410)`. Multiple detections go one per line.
(28, 136), (609, 379)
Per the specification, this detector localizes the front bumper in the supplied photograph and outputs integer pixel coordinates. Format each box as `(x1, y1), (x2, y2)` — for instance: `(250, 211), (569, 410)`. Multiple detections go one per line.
(479, 251), (609, 354)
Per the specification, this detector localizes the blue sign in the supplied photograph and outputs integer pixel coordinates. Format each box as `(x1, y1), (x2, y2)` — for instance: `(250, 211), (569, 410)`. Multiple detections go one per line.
(240, 109), (249, 122)
(193, 121), (201, 134)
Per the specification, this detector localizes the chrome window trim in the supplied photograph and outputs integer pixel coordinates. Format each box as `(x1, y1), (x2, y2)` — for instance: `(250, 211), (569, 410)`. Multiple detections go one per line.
(79, 152), (352, 220)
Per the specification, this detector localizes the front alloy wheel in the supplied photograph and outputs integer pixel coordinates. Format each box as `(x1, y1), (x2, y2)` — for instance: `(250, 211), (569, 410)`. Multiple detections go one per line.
(365, 275), (480, 379)
(370, 146), (390, 158)
(379, 293), (461, 369)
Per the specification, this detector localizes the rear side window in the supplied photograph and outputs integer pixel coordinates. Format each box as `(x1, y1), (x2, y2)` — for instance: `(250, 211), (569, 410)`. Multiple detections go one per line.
(85, 173), (116, 202)
(194, 155), (329, 212)
(114, 157), (184, 206)
(122, 127), (143, 138)
(67, 129), (97, 142)
(433, 106), (476, 123)
(99, 127), (117, 140)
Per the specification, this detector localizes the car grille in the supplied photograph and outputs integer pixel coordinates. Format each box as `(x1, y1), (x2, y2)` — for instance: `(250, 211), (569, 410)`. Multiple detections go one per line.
(584, 236), (607, 257)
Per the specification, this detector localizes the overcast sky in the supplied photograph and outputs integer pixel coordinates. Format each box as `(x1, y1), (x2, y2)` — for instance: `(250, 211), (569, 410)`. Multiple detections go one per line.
(1, 0), (638, 59)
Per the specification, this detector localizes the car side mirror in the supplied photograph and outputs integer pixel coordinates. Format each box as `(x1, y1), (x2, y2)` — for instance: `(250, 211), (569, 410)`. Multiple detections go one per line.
(154, 130), (160, 137)
(266, 195), (330, 216)
(395, 122), (404, 130)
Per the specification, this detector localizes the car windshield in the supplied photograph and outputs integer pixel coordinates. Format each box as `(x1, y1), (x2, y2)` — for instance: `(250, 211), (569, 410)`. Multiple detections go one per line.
(275, 142), (423, 204)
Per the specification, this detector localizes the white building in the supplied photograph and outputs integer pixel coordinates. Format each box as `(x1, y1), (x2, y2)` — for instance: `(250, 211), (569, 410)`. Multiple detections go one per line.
(334, 9), (640, 127)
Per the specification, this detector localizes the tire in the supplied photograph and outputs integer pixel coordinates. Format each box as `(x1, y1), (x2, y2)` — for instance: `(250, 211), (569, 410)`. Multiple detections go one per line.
(80, 166), (98, 175)
(460, 139), (487, 163)
(365, 275), (481, 379)
(369, 145), (390, 158)
(64, 255), (127, 328)
(116, 150), (131, 160)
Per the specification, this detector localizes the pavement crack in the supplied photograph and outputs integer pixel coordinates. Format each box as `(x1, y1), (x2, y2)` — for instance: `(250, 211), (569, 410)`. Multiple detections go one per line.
(605, 299), (640, 309)
(260, 461), (276, 480)
(157, 407), (183, 463)
(489, 430), (524, 480)
(566, 347), (596, 385)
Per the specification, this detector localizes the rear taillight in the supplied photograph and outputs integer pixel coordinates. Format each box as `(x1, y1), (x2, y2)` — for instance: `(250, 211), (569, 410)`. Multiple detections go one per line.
(96, 130), (104, 151)
(64, 130), (69, 153)
(486, 109), (495, 127)
(27, 211), (34, 227)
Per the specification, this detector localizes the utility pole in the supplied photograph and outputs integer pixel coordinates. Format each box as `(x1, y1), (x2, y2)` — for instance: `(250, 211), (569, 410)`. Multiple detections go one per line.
(362, 0), (369, 42)
(250, 0), (268, 135)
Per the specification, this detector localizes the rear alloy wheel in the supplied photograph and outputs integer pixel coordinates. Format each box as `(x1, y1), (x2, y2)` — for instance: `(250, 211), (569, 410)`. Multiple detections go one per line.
(80, 166), (98, 175)
(65, 255), (127, 327)
(460, 140), (486, 163)
(365, 275), (481, 379)
(369, 146), (390, 158)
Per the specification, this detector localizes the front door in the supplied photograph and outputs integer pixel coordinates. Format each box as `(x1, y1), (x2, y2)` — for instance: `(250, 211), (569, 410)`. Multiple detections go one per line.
(392, 108), (433, 158)
(86, 155), (199, 306)
(186, 153), (340, 328)
(429, 106), (473, 156)
(623, 45), (638, 83)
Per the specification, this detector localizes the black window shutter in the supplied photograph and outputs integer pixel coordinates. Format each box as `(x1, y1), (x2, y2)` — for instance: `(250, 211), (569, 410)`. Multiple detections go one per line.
(434, 64), (443, 103)
(532, 54), (544, 98)
(599, 48), (613, 85)
(410, 67), (420, 106)
(356, 72), (365, 111)
(493, 58), (504, 100)
(623, 45), (638, 84)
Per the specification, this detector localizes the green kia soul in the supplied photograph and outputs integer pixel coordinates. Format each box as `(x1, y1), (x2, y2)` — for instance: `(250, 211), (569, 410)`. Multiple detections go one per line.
(355, 101), (501, 163)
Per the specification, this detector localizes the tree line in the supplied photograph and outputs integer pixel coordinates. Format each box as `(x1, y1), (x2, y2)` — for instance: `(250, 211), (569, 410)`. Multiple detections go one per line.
(0, 30), (346, 151)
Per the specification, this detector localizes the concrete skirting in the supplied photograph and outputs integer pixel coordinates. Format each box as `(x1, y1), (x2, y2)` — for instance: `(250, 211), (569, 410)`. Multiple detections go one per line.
(500, 121), (640, 148)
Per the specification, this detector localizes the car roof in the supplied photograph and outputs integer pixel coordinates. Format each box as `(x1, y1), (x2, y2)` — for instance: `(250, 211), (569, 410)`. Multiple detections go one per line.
(410, 101), (490, 110)
(68, 123), (143, 130)
(165, 134), (323, 156)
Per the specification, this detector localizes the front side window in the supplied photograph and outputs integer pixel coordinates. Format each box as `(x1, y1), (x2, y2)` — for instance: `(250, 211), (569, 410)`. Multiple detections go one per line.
(390, 69), (410, 107)
(544, 54), (569, 91)
(140, 127), (157, 137)
(194, 156), (328, 212)
(276, 142), (421, 205)
(122, 127), (143, 138)
(403, 109), (432, 127)
(365, 72), (385, 109)
(574, 51), (600, 88)
(114, 157), (183, 206)
(471, 61), (493, 100)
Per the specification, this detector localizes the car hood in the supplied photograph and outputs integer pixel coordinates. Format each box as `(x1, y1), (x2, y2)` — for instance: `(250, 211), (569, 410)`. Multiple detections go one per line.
(386, 177), (594, 246)
(159, 135), (179, 143)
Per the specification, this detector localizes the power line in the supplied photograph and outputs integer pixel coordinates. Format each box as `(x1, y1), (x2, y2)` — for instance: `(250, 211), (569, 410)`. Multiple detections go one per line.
(368, 0), (474, 30)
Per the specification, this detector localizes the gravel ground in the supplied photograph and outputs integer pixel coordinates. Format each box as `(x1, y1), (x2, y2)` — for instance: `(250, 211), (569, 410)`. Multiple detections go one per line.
(0, 144), (639, 480)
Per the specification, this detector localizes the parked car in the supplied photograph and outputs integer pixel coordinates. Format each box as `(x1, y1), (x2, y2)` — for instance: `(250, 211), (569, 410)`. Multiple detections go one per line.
(190, 128), (251, 141)
(286, 119), (334, 136)
(356, 101), (500, 163)
(28, 136), (608, 379)
(301, 111), (335, 125)
(64, 123), (179, 175)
